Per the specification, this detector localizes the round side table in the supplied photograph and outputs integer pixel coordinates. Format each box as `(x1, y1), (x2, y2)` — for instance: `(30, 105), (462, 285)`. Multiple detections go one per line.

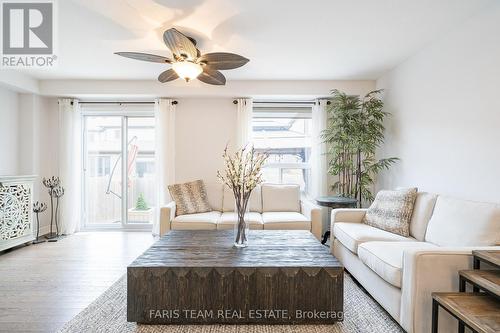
(316, 196), (358, 245)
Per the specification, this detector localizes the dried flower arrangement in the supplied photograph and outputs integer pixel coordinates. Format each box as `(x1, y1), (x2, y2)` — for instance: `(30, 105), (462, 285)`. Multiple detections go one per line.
(217, 146), (267, 247)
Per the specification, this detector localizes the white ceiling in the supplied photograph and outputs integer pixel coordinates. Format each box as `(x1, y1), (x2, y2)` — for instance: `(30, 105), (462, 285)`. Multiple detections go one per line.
(21, 0), (492, 80)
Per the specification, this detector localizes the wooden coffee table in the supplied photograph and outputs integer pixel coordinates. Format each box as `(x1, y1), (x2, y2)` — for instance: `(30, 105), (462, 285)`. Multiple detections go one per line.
(127, 230), (343, 324)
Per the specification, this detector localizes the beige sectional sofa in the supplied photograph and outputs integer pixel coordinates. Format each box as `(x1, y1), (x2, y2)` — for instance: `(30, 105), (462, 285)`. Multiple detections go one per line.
(331, 192), (500, 333)
(160, 183), (323, 240)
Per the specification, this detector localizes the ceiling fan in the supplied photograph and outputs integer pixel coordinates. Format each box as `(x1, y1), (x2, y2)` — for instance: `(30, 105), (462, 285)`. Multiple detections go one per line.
(115, 28), (249, 85)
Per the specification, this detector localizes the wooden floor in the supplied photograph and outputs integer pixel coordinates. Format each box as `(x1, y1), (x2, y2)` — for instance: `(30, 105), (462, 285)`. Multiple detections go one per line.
(0, 232), (156, 333)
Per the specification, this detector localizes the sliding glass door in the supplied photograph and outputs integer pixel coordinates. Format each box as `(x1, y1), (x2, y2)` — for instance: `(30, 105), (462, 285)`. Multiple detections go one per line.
(84, 116), (122, 226)
(126, 117), (156, 225)
(83, 115), (156, 228)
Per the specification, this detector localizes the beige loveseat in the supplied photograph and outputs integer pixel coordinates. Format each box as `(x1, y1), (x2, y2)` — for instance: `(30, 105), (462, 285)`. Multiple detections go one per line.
(331, 192), (500, 333)
(160, 183), (323, 240)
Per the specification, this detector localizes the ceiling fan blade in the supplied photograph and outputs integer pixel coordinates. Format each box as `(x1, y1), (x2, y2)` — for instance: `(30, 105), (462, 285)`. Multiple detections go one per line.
(163, 28), (198, 61)
(115, 52), (172, 64)
(158, 69), (179, 83)
(197, 69), (226, 85)
(198, 52), (249, 70)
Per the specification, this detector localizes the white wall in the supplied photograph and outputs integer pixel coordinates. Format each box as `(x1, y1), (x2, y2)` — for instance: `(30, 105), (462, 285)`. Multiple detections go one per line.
(0, 88), (59, 232)
(174, 98), (237, 184)
(39, 79), (375, 99)
(376, 2), (500, 203)
(0, 70), (39, 94)
(28, 97), (59, 233)
(0, 85), (20, 175)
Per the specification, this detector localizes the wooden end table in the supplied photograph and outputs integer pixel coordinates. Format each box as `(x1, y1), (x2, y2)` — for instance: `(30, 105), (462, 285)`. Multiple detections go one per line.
(432, 293), (500, 333)
(316, 196), (358, 245)
(432, 250), (500, 333)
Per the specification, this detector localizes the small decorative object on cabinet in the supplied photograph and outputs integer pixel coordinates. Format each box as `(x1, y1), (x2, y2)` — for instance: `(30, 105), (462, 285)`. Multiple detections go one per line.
(42, 176), (60, 240)
(217, 146), (267, 247)
(0, 175), (36, 251)
(32, 201), (47, 244)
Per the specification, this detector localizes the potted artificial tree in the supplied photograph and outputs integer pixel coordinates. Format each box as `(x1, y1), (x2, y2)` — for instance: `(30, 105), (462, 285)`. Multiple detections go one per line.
(322, 89), (398, 206)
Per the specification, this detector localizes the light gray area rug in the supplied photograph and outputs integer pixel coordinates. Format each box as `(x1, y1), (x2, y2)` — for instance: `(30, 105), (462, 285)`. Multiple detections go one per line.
(58, 273), (404, 333)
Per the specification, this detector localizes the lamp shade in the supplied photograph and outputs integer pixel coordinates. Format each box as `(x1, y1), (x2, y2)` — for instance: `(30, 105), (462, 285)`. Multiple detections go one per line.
(172, 61), (203, 82)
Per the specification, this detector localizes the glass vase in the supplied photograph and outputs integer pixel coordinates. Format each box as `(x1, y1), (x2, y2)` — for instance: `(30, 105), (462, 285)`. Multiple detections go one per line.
(234, 211), (249, 248)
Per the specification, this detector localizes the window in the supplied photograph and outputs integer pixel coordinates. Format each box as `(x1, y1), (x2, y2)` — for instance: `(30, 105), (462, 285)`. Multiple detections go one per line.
(252, 103), (313, 192)
(88, 156), (111, 177)
(83, 114), (156, 227)
(136, 159), (155, 178)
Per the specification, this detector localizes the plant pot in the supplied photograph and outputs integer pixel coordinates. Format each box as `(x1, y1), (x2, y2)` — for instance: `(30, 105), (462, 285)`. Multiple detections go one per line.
(234, 211), (249, 248)
(128, 208), (154, 223)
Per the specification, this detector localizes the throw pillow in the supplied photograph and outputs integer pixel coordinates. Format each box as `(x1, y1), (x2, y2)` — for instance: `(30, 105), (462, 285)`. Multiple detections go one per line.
(168, 180), (212, 216)
(363, 188), (418, 236)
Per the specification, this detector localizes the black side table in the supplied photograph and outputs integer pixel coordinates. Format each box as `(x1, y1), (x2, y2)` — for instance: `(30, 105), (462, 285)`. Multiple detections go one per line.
(316, 196), (358, 245)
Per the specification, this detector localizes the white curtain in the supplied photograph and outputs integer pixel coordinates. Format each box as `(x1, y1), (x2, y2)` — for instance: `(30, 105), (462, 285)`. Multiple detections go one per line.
(154, 98), (176, 235)
(236, 98), (253, 149)
(57, 98), (82, 235)
(310, 99), (329, 228)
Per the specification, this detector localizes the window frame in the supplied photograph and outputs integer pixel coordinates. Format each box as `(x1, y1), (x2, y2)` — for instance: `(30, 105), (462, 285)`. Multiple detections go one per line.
(251, 101), (314, 193)
(80, 104), (155, 231)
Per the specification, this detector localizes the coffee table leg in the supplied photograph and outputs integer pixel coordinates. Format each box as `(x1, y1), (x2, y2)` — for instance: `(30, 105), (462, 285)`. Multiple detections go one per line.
(432, 299), (439, 333)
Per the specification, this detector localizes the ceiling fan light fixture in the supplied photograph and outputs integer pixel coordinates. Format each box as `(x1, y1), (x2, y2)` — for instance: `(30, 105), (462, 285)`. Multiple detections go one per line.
(172, 60), (202, 82)
(115, 28), (249, 85)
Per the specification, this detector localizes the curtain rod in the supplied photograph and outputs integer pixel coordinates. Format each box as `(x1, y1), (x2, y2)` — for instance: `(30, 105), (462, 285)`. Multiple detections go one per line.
(78, 101), (178, 105)
(233, 99), (316, 105)
(234, 100), (329, 105)
(254, 101), (316, 105)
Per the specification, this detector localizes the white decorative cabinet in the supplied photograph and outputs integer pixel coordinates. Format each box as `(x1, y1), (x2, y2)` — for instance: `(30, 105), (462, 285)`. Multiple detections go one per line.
(0, 175), (36, 251)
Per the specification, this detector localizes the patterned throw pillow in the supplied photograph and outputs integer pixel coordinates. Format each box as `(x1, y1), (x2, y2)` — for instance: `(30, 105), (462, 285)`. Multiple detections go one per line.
(363, 188), (418, 237)
(168, 180), (212, 216)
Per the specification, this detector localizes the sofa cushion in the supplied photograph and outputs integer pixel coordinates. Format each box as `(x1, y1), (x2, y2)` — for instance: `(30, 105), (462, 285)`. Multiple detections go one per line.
(171, 211), (220, 230)
(217, 212), (263, 230)
(425, 196), (500, 247)
(358, 241), (438, 288)
(168, 180), (212, 216)
(262, 184), (300, 212)
(222, 185), (262, 213)
(333, 222), (414, 254)
(409, 192), (438, 241)
(204, 182), (224, 212)
(262, 212), (310, 230)
(364, 188), (418, 237)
